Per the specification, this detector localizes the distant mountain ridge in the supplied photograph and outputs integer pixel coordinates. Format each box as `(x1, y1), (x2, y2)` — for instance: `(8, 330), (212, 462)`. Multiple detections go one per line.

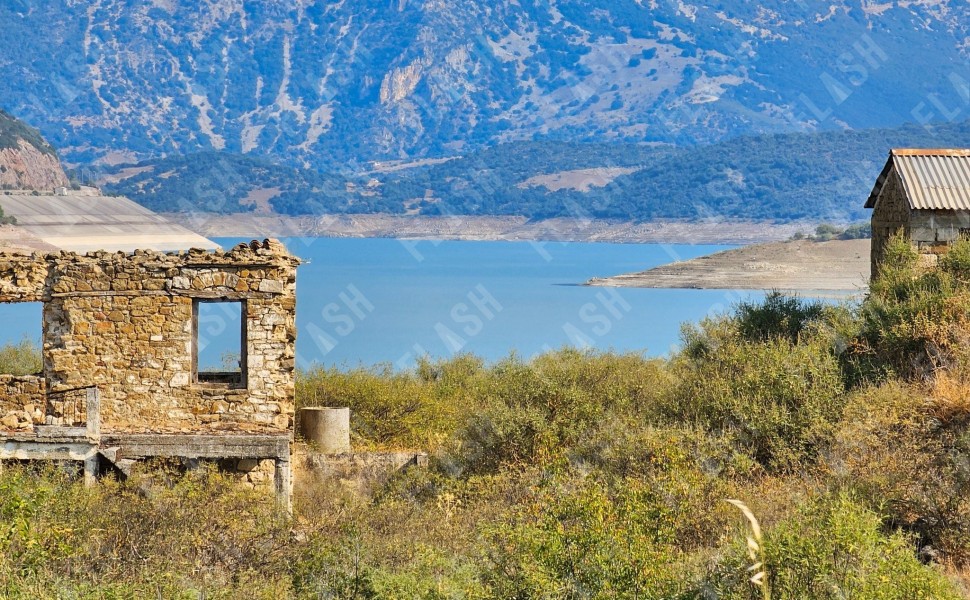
(0, 111), (69, 191)
(101, 118), (970, 223)
(1, 0), (967, 169)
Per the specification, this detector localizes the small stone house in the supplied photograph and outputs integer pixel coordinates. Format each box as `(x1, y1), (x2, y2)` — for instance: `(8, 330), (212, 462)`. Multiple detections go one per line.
(0, 239), (299, 501)
(866, 148), (970, 278)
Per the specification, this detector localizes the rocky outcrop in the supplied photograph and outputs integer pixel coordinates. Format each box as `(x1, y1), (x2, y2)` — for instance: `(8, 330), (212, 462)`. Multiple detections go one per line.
(0, 111), (69, 191)
(0, 140), (69, 190)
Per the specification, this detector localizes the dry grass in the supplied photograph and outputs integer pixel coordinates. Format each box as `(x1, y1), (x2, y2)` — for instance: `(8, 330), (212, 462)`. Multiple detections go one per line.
(726, 499), (770, 599)
(929, 371), (970, 425)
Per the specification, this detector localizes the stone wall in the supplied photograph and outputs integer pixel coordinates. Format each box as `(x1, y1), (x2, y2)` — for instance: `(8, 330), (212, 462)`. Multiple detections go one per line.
(0, 252), (48, 302)
(0, 239), (299, 435)
(297, 450), (428, 496)
(870, 171), (912, 278)
(0, 375), (44, 431)
(222, 457), (278, 491)
(910, 211), (970, 244)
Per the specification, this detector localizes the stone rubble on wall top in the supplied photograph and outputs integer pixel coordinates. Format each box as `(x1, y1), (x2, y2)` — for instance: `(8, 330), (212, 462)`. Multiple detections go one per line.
(0, 238), (299, 264)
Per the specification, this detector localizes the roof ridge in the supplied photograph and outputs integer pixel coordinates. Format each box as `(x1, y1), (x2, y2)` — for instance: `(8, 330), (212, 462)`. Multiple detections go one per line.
(891, 148), (970, 156)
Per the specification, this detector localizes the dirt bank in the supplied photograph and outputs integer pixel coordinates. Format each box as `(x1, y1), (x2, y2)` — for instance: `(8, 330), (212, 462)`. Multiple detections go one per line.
(586, 238), (870, 292)
(161, 213), (828, 245)
(0, 225), (57, 253)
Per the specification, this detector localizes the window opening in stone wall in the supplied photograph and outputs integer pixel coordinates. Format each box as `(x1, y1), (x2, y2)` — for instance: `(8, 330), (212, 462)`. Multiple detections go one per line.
(959, 228), (970, 240)
(193, 300), (246, 387)
(0, 303), (42, 376)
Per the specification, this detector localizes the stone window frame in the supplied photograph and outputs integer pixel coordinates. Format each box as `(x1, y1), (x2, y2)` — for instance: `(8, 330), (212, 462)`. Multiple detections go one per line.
(191, 298), (248, 389)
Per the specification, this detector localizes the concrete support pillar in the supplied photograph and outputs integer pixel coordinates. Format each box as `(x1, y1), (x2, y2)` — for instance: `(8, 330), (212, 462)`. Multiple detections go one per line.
(300, 407), (351, 454)
(83, 455), (98, 487)
(275, 457), (292, 514)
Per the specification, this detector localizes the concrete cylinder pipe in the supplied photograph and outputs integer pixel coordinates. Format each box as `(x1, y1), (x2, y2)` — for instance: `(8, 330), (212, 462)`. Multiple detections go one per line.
(300, 407), (351, 454)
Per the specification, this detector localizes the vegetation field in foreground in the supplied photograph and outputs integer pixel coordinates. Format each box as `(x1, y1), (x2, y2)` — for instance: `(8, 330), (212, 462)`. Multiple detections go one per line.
(3, 235), (970, 597)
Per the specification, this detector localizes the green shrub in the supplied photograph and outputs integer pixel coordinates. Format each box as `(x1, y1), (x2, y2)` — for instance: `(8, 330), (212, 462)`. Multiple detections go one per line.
(870, 230), (920, 287)
(838, 222), (871, 240)
(297, 532), (479, 600)
(445, 398), (552, 476)
(0, 205), (15, 225)
(940, 235), (970, 281)
(802, 222), (870, 241)
(290, 526), (380, 599)
(679, 313), (740, 360)
(861, 233), (970, 379)
(293, 464), (507, 599)
(736, 291), (824, 344)
(567, 424), (746, 548)
(674, 298), (853, 470)
(707, 493), (962, 599)
(483, 473), (696, 599)
(814, 223), (843, 241)
(669, 334), (845, 472)
(0, 465), (87, 579)
(829, 380), (970, 566)
(810, 301), (888, 389)
(443, 349), (670, 475)
(0, 464), (292, 597)
(682, 292), (828, 356)
(0, 338), (42, 375)
(296, 355), (483, 450)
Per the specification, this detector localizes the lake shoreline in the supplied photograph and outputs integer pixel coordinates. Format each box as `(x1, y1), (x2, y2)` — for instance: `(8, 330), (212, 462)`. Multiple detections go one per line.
(586, 238), (871, 293)
(163, 213), (829, 246)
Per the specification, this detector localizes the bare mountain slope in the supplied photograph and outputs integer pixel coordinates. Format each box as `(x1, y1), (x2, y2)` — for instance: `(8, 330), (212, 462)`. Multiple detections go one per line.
(0, 1), (966, 168)
(0, 111), (69, 190)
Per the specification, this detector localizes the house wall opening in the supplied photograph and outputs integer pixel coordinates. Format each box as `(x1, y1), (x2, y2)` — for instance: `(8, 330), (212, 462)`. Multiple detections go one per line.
(0, 302), (44, 430)
(193, 299), (247, 388)
(0, 302), (42, 375)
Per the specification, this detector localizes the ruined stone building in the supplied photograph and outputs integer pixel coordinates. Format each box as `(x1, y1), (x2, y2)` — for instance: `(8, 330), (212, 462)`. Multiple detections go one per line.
(0, 239), (299, 501)
(867, 148), (970, 278)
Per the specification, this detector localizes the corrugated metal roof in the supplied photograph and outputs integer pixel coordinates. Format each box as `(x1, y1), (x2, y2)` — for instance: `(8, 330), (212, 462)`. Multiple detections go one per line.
(866, 149), (970, 211)
(0, 193), (218, 252)
(894, 149), (970, 210)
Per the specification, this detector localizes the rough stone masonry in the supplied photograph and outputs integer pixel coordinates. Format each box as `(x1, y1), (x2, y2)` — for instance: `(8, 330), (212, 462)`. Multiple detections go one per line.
(0, 239), (300, 496)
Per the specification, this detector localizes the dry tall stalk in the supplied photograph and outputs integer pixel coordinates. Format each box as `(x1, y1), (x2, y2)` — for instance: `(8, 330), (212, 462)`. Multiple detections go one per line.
(726, 499), (770, 600)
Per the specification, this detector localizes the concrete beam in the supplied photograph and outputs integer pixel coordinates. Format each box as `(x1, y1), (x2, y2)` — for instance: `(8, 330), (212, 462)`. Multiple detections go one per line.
(0, 440), (98, 462)
(100, 433), (290, 460)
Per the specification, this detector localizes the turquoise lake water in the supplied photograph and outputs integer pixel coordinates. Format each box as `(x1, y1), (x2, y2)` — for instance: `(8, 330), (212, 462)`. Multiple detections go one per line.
(0, 237), (768, 370)
(253, 237), (755, 369)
